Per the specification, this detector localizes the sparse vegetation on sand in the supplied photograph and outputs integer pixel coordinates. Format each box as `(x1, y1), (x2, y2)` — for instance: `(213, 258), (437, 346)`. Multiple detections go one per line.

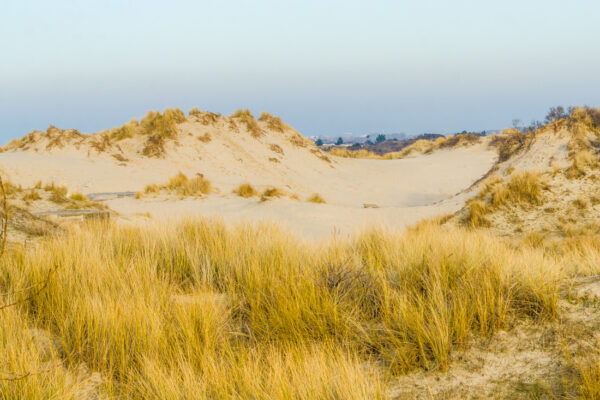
(230, 109), (264, 138)
(22, 189), (41, 202)
(463, 171), (544, 227)
(258, 112), (288, 133)
(44, 183), (68, 203)
(188, 108), (221, 125)
(0, 220), (560, 397)
(69, 192), (87, 202)
(234, 183), (258, 198)
(260, 187), (284, 201)
(307, 193), (326, 203)
(197, 133), (211, 143)
(143, 172), (211, 197)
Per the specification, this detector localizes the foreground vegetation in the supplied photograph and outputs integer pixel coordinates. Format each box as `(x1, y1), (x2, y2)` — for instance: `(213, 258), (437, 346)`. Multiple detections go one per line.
(0, 218), (566, 398)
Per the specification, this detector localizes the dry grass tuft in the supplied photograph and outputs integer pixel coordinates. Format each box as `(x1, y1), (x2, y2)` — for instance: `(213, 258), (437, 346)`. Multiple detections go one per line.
(144, 172), (211, 197)
(110, 119), (139, 141)
(142, 134), (166, 158)
(197, 133), (211, 143)
(490, 129), (535, 162)
(463, 172), (544, 228)
(269, 144), (284, 155)
(464, 199), (490, 228)
(258, 112), (288, 133)
(261, 187), (284, 201)
(189, 109), (221, 125)
(307, 194), (326, 204)
(290, 133), (311, 148)
(230, 109), (264, 138)
(139, 108), (186, 139)
(234, 183), (257, 198)
(573, 197), (589, 210)
(22, 190), (41, 202)
(69, 193), (87, 202)
(43, 183), (68, 203)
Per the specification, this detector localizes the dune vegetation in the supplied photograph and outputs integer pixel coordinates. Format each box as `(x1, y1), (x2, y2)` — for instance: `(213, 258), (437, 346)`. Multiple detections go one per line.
(234, 183), (258, 198)
(0, 218), (567, 398)
(142, 172), (212, 198)
(328, 133), (481, 160)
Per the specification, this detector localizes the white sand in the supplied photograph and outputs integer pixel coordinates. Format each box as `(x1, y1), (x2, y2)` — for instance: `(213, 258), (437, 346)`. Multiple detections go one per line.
(0, 119), (497, 239)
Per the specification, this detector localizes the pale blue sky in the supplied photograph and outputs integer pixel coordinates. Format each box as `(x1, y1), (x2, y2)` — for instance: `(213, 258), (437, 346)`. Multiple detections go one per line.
(1, 0), (599, 142)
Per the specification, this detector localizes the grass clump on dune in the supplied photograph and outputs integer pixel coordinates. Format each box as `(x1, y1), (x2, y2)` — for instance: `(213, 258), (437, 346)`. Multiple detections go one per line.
(0, 219), (559, 397)
(490, 128), (535, 162)
(188, 108), (221, 125)
(230, 109), (264, 138)
(234, 183), (258, 198)
(43, 183), (68, 203)
(258, 112), (288, 133)
(140, 108), (186, 138)
(307, 193), (326, 203)
(22, 190), (41, 202)
(463, 171), (544, 228)
(69, 192), (87, 202)
(142, 172), (211, 198)
(260, 187), (284, 201)
(110, 119), (139, 141)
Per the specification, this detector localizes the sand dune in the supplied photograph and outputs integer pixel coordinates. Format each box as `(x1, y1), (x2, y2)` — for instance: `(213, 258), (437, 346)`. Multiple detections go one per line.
(0, 111), (497, 238)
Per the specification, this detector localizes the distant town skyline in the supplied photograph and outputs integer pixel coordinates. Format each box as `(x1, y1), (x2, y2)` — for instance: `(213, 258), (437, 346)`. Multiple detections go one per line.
(1, 0), (599, 143)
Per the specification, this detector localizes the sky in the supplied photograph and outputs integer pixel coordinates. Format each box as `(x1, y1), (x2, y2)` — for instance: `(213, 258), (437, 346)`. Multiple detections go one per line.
(1, 0), (599, 143)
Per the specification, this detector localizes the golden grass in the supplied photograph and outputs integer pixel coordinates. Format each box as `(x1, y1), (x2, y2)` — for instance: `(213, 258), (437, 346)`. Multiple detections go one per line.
(573, 196), (589, 210)
(260, 187), (283, 201)
(189, 109), (221, 125)
(234, 183), (257, 198)
(307, 193), (326, 204)
(22, 190), (41, 202)
(230, 109), (264, 138)
(463, 199), (490, 228)
(258, 112), (288, 133)
(144, 173), (211, 197)
(140, 108), (186, 138)
(197, 133), (211, 143)
(110, 119), (139, 141)
(490, 128), (535, 162)
(69, 192), (87, 202)
(0, 219), (561, 397)
(463, 172), (544, 227)
(43, 183), (68, 204)
(269, 144), (284, 155)
(567, 148), (597, 178)
(573, 362), (600, 399)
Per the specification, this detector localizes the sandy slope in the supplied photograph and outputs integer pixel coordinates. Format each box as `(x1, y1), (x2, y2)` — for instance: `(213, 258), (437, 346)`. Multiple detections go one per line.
(0, 117), (497, 239)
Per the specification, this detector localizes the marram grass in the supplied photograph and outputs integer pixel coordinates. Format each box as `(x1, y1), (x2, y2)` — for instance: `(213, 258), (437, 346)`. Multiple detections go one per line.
(0, 219), (562, 398)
